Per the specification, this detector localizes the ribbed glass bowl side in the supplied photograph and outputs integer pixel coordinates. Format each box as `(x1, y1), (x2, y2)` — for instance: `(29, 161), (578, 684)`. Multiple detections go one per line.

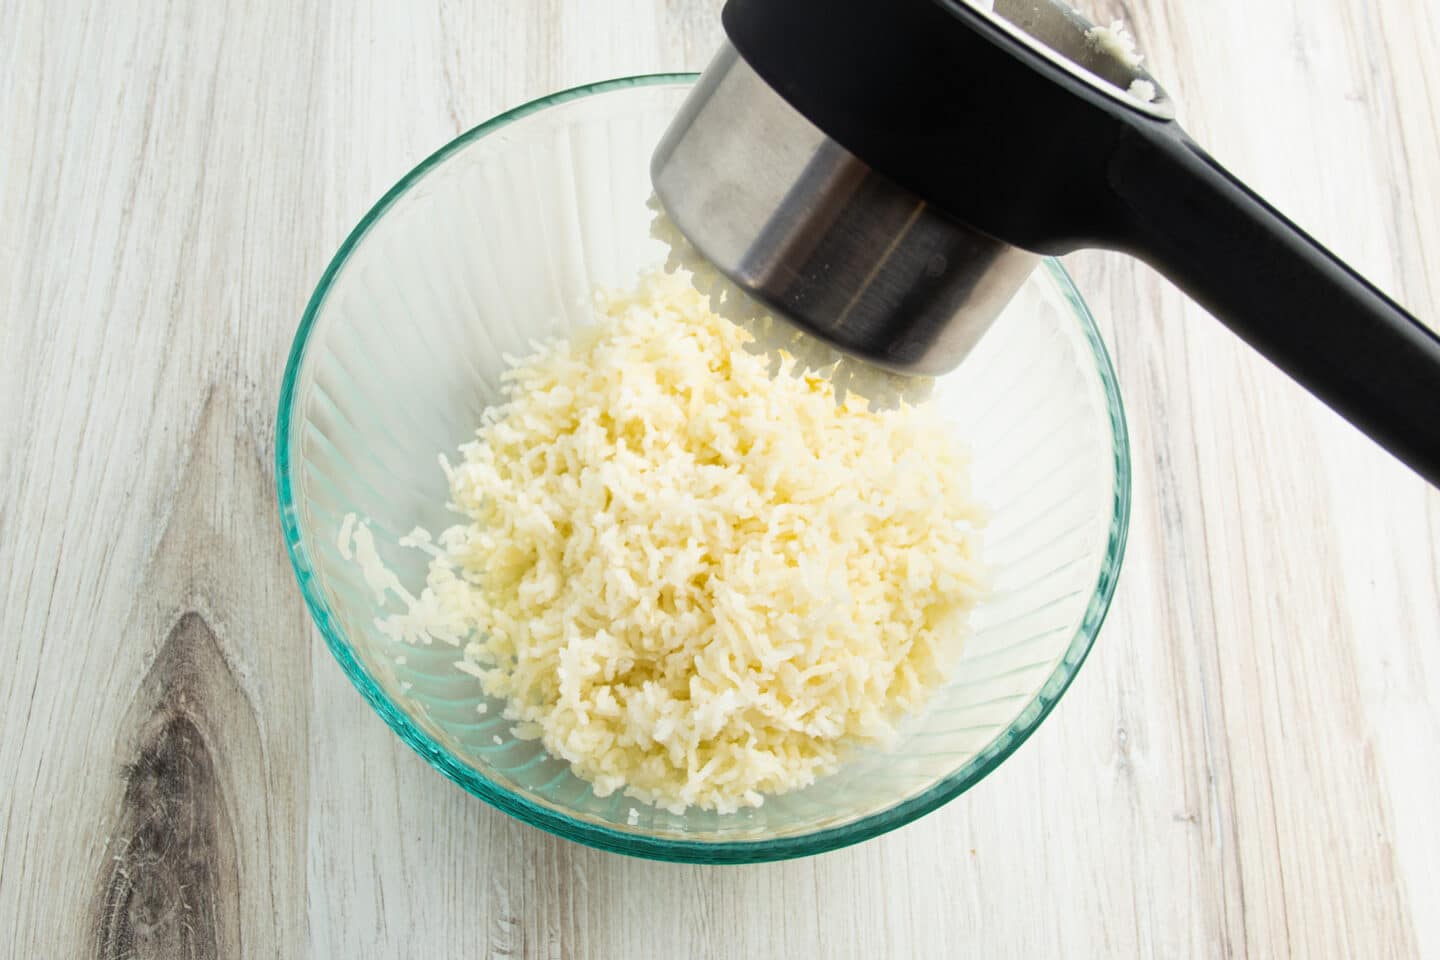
(276, 75), (1130, 863)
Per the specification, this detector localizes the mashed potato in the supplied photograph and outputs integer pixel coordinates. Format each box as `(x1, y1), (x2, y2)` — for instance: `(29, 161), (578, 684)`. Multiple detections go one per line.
(349, 270), (987, 813)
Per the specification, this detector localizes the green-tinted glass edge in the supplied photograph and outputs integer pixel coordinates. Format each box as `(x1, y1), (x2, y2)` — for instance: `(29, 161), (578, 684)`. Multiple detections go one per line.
(275, 74), (1132, 864)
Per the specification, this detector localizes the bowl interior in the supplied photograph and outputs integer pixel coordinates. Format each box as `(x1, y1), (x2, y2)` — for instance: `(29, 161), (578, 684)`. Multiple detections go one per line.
(278, 77), (1129, 862)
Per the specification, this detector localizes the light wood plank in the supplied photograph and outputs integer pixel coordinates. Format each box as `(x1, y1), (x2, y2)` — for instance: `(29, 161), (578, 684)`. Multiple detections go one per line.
(2, 0), (1437, 957)
(0, 1), (329, 955)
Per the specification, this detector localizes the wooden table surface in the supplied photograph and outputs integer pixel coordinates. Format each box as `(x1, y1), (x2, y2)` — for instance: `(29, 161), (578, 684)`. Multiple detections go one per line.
(3, 0), (1438, 956)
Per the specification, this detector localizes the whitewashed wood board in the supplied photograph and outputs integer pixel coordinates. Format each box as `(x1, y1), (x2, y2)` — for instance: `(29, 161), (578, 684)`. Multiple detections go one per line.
(1, 0), (1437, 957)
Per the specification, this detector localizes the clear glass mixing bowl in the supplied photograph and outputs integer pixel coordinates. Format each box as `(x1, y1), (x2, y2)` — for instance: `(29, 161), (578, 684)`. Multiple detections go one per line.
(276, 75), (1131, 863)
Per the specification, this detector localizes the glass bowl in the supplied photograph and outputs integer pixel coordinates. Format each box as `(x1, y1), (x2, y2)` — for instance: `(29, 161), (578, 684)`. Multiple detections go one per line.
(276, 75), (1130, 863)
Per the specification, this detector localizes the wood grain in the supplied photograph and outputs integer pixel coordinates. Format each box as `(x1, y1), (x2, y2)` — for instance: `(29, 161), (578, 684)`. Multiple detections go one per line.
(93, 613), (243, 960)
(2, 0), (1437, 957)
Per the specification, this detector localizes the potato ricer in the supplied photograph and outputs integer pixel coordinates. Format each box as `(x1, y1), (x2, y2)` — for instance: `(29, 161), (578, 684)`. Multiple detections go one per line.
(651, 0), (1440, 485)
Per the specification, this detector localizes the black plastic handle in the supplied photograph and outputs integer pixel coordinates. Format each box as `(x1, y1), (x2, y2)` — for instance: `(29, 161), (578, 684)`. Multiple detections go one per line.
(1102, 124), (1440, 485)
(722, 0), (1440, 484)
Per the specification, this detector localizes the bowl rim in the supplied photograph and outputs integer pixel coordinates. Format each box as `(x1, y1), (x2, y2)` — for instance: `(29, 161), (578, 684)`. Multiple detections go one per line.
(276, 73), (1132, 864)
